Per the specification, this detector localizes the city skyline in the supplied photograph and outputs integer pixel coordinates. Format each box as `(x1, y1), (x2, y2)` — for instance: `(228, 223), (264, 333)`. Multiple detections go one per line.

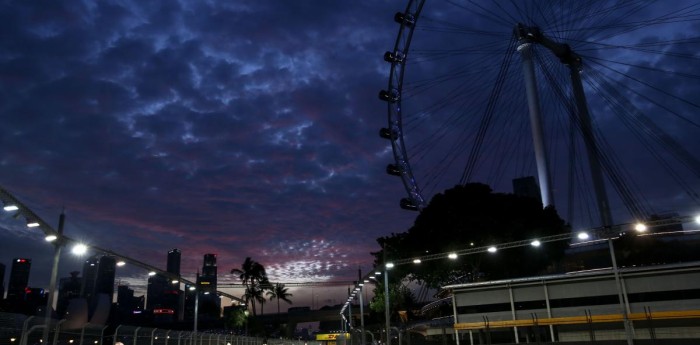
(0, 250), (356, 315)
(1, 1), (698, 311)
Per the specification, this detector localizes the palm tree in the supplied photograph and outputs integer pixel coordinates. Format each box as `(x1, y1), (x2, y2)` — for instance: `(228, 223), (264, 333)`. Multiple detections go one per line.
(231, 257), (267, 287)
(232, 257), (268, 316)
(243, 285), (265, 316)
(266, 283), (294, 314)
(258, 278), (273, 315)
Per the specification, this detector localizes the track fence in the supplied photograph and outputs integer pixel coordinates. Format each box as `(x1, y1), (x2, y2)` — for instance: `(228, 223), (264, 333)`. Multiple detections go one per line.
(0, 313), (263, 345)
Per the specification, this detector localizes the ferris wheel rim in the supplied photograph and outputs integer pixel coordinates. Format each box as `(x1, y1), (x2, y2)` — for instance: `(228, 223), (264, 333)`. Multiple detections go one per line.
(382, 0), (428, 211)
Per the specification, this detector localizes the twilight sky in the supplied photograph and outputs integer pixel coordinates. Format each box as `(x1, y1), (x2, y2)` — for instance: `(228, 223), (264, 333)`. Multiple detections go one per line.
(1, 1), (698, 310)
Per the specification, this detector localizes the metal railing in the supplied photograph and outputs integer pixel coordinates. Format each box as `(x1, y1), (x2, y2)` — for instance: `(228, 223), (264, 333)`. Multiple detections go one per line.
(0, 313), (263, 345)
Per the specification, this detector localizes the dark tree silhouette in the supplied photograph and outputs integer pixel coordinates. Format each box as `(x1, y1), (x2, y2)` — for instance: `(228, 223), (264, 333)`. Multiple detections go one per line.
(231, 257), (268, 316)
(266, 283), (293, 314)
(374, 183), (569, 288)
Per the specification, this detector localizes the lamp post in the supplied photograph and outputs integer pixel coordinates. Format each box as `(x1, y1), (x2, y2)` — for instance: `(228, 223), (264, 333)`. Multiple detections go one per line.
(359, 284), (366, 345)
(42, 212), (65, 345)
(191, 285), (199, 333)
(606, 235), (634, 345)
(145, 271), (156, 311)
(384, 263), (393, 345)
(244, 309), (249, 336)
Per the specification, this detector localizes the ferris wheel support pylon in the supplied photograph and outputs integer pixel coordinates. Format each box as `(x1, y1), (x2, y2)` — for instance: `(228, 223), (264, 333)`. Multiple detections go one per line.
(514, 24), (613, 227)
(516, 40), (555, 208)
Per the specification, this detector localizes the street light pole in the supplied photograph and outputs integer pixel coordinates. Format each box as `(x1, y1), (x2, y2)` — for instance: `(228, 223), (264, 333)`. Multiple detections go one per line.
(607, 238), (634, 345)
(193, 284), (199, 333)
(359, 285), (366, 345)
(384, 265), (391, 345)
(43, 211), (65, 345)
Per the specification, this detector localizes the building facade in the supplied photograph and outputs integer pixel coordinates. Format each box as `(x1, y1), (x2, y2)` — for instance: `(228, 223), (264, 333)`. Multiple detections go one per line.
(444, 262), (700, 344)
(6, 258), (31, 301)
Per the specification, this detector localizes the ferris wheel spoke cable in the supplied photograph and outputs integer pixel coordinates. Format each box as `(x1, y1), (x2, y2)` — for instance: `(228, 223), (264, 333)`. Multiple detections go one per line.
(385, 0), (696, 214)
(417, 19), (506, 37)
(406, 82), (492, 190)
(584, 57), (700, 129)
(586, 65), (700, 182)
(403, 74), (487, 136)
(535, 49), (616, 222)
(403, 59), (497, 98)
(505, 0), (535, 27)
(483, 82), (528, 185)
(403, 52), (498, 97)
(581, 74), (654, 218)
(421, 74), (516, 191)
(548, 0), (639, 39)
(584, 72), (667, 209)
(585, 1), (655, 37)
(572, 39), (700, 60)
(418, 91), (492, 193)
(536, 51), (577, 191)
(554, 2), (698, 36)
(588, 68), (691, 184)
(459, 0), (514, 27)
(460, 39), (517, 184)
(411, 41), (510, 63)
(583, 5), (700, 43)
(408, 91), (477, 163)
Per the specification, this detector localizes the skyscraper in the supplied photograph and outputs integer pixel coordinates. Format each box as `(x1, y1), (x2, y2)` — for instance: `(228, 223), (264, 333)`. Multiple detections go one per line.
(512, 176), (542, 202)
(0, 262), (5, 299)
(116, 284), (142, 321)
(197, 254), (220, 320)
(80, 255), (99, 300)
(146, 273), (168, 310)
(167, 249), (181, 276)
(7, 258), (31, 301)
(57, 271), (82, 318)
(80, 255), (116, 322)
(95, 256), (116, 300)
(199, 254), (217, 294)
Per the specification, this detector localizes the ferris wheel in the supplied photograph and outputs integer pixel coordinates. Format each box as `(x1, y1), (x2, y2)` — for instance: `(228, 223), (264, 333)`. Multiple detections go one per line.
(379, 0), (700, 227)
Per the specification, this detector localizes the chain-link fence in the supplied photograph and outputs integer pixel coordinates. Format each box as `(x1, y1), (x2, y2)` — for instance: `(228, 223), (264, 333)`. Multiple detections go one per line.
(0, 313), (263, 345)
(338, 316), (700, 345)
(5, 312), (699, 345)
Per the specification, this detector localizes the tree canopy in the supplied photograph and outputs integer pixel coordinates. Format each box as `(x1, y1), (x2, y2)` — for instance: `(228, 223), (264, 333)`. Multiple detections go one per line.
(231, 257), (269, 316)
(373, 183), (569, 288)
(266, 283), (293, 314)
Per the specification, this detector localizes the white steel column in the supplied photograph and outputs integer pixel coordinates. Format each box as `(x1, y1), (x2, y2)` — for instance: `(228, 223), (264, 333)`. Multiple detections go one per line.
(569, 65), (613, 227)
(517, 42), (555, 208)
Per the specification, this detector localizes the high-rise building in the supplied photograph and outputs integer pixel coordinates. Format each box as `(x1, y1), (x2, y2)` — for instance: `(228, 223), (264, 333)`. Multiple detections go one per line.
(80, 255), (100, 301)
(167, 249), (184, 319)
(167, 249), (181, 276)
(80, 255), (116, 321)
(199, 254), (217, 294)
(7, 258), (31, 301)
(146, 273), (169, 310)
(197, 254), (220, 320)
(116, 284), (143, 321)
(0, 262), (5, 299)
(57, 271), (82, 318)
(95, 256), (116, 299)
(24, 287), (46, 313)
(183, 283), (196, 321)
(512, 176), (542, 202)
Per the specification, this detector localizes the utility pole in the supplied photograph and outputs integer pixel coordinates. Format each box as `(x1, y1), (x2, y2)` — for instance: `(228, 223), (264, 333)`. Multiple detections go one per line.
(43, 211), (65, 345)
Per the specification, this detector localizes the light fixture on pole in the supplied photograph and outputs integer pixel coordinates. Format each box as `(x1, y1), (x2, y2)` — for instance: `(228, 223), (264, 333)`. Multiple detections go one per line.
(384, 262), (393, 345)
(42, 212), (65, 345)
(358, 284), (366, 345)
(3, 204), (19, 211)
(190, 285), (199, 333)
(606, 231), (634, 345)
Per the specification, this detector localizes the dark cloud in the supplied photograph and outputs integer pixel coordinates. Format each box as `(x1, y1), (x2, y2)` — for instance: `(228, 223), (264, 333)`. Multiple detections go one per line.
(1, 0), (696, 308)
